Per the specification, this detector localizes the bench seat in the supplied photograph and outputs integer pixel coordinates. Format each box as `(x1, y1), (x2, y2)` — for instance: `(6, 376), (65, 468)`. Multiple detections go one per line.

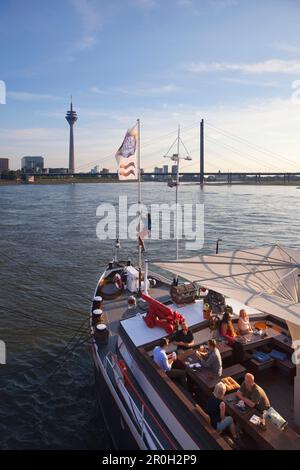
(249, 357), (275, 374)
(223, 363), (247, 381)
(276, 358), (296, 380)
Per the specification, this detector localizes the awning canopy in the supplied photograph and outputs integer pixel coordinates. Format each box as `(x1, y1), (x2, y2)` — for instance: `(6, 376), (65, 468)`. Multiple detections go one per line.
(154, 244), (300, 425)
(153, 245), (300, 329)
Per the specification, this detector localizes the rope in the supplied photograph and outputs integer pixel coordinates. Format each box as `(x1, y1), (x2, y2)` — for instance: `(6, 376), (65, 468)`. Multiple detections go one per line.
(206, 121), (300, 171)
(0, 304), (88, 333)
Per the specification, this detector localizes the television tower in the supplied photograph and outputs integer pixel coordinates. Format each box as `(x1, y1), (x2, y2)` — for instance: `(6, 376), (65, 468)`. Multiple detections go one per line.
(65, 97), (78, 174)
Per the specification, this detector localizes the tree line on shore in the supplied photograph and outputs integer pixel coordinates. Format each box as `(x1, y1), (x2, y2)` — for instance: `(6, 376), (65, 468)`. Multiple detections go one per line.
(0, 170), (21, 180)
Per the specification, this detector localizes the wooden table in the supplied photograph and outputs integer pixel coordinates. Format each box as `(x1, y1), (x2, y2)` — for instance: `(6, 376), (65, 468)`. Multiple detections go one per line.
(177, 341), (233, 361)
(234, 327), (280, 349)
(177, 346), (237, 396)
(183, 358), (222, 396)
(233, 327), (283, 361)
(225, 392), (300, 450)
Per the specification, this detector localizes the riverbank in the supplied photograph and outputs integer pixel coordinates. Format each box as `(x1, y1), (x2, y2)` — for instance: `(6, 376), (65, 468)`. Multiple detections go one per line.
(0, 177), (120, 185)
(1, 179), (300, 186)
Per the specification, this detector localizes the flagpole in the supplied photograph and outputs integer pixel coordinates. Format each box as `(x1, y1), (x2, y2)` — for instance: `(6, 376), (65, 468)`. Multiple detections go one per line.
(176, 124), (180, 261)
(137, 118), (142, 290)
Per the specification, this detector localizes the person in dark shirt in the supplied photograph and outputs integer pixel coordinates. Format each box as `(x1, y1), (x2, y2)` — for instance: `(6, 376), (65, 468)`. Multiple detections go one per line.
(173, 321), (194, 350)
(205, 382), (237, 438)
(236, 373), (270, 412)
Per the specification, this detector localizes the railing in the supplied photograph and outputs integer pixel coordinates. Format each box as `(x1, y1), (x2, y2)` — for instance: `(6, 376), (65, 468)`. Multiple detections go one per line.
(148, 269), (172, 286)
(104, 353), (165, 450)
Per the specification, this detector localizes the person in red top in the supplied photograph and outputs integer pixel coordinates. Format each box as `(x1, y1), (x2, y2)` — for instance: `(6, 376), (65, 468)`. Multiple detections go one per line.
(220, 306), (237, 344)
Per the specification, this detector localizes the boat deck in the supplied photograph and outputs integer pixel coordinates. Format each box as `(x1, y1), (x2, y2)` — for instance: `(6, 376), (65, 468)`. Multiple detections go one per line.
(94, 278), (172, 360)
(91, 270), (300, 450)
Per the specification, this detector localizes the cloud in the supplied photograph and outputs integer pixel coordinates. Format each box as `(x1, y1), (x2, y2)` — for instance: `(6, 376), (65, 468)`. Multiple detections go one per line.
(7, 92), (63, 103)
(132, 0), (157, 9)
(89, 83), (182, 96)
(187, 59), (300, 74)
(272, 42), (300, 54)
(0, 128), (65, 141)
(89, 86), (108, 95)
(77, 35), (97, 51)
(177, 0), (193, 6)
(69, 0), (103, 50)
(120, 84), (182, 96)
(70, 0), (101, 31)
(209, 0), (238, 10)
(221, 77), (281, 88)
(177, 0), (238, 12)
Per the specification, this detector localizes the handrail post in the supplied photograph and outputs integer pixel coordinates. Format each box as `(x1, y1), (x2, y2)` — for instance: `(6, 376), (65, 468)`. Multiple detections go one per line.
(141, 404), (145, 441)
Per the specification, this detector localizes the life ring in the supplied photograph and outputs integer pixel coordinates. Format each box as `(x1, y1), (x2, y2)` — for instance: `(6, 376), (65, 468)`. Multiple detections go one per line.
(113, 273), (123, 290)
(98, 274), (123, 300)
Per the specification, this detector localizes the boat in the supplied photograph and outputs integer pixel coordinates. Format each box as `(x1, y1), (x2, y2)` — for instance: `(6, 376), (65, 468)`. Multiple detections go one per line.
(90, 244), (300, 450)
(90, 122), (300, 450)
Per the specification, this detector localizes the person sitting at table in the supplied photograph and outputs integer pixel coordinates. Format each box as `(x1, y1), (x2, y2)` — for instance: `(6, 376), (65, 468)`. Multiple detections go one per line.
(205, 382), (237, 439)
(238, 309), (253, 335)
(153, 338), (187, 388)
(236, 373), (270, 412)
(203, 302), (212, 320)
(220, 306), (237, 344)
(173, 320), (194, 350)
(197, 339), (223, 377)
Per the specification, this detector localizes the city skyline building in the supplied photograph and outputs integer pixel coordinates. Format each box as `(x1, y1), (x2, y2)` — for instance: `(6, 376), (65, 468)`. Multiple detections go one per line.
(0, 158), (9, 173)
(48, 168), (68, 174)
(21, 156), (44, 173)
(171, 164), (177, 175)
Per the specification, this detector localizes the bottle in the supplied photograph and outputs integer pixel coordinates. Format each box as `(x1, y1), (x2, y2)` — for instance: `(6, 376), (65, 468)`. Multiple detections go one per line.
(260, 410), (267, 430)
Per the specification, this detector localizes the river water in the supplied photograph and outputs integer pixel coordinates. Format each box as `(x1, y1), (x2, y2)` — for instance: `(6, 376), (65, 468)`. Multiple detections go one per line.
(0, 182), (299, 449)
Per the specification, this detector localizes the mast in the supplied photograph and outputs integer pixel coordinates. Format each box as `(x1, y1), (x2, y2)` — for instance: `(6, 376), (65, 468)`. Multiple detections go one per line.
(164, 126), (192, 261)
(200, 118), (204, 185)
(137, 119), (142, 289)
(175, 125), (180, 261)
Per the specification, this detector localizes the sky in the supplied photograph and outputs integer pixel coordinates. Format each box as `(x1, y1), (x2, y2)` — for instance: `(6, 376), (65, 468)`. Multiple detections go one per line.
(1, 0), (300, 172)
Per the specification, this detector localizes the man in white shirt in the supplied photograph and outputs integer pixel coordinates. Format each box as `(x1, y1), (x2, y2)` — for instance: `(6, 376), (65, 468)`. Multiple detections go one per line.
(153, 338), (187, 388)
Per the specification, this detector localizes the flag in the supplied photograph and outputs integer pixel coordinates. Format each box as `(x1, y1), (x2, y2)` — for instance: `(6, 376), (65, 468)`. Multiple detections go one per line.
(115, 124), (138, 180)
(138, 213), (151, 252)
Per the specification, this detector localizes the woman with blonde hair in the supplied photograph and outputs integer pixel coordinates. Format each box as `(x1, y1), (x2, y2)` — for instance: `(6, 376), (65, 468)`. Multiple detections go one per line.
(205, 382), (237, 438)
(238, 309), (253, 335)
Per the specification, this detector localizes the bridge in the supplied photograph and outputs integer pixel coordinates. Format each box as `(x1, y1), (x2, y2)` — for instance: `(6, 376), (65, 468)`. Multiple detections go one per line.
(34, 171), (300, 184)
